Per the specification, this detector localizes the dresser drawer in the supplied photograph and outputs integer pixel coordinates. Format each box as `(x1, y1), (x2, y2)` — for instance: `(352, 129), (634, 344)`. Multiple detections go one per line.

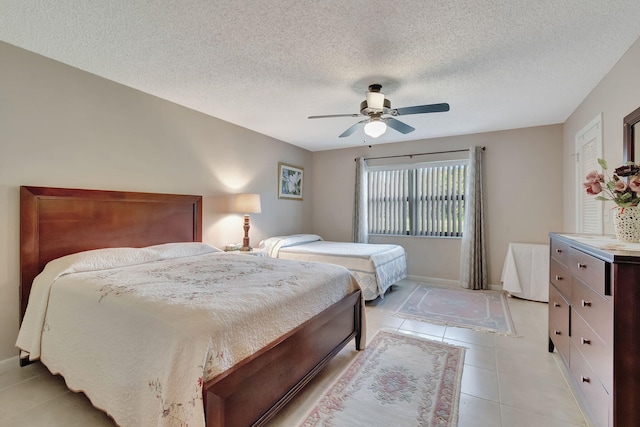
(569, 247), (608, 296)
(548, 284), (570, 364)
(570, 342), (610, 427)
(571, 279), (613, 347)
(572, 311), (612, 393)
(549, 258), (571, 297)
(551, 238), (570, 265)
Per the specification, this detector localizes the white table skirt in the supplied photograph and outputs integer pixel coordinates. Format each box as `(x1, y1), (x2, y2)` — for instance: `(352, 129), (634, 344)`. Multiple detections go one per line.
(501, 243), (549, 302)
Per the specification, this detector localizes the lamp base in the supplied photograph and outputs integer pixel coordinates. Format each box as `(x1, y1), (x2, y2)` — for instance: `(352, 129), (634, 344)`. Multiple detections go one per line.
(241, 214), (252, 252)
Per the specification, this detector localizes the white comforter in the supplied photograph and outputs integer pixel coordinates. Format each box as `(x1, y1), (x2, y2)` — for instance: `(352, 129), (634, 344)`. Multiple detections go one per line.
(261, 235), (407, 300)
(16, 243), (363, 427)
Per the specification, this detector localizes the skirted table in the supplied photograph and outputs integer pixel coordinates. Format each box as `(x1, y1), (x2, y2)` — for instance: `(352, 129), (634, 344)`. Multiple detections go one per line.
(501, 242), (549, 302)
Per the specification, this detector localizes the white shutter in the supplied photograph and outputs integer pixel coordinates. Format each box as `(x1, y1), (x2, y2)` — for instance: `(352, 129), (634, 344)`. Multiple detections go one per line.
(575, 114), (603, 234)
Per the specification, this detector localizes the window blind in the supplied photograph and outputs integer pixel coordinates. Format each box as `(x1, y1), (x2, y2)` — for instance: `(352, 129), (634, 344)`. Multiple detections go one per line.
(367, 161), (467, 236)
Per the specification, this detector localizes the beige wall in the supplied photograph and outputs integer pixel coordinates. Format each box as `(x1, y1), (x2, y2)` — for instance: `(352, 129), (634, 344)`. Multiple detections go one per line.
(563, 38), (640, 233)
(5, 34), (638, 363)
(0, 42), (313, 361)
(311, 125), (565, 286)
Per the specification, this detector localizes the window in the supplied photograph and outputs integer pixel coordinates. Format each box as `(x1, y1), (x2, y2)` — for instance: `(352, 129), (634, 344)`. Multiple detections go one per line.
(368, 160), (467, 237)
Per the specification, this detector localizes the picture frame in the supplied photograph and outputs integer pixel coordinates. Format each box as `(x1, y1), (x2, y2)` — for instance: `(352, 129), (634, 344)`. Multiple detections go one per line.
(278, 162), (304, 200)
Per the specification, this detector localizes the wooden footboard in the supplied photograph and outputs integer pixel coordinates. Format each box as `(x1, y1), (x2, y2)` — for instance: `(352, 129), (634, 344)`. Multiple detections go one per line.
(203, 289), (362, 427)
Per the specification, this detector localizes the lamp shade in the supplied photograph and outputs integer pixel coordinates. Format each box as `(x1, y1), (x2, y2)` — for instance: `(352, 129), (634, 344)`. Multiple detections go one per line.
(231, 193), (261, 214)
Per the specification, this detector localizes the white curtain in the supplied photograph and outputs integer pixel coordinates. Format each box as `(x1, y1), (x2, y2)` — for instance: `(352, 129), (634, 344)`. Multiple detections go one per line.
(352, 157), (369, 243)
(460, 146), (487, 290)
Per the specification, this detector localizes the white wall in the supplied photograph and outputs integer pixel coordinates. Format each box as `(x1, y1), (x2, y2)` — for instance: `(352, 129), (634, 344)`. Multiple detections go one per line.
(311, 125), (565, 286)
(0, 42), (313, 361)
(563, 38), (640, 233)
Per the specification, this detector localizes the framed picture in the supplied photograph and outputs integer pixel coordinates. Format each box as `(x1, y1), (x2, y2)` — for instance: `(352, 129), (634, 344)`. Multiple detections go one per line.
(278, 162), (304, 200)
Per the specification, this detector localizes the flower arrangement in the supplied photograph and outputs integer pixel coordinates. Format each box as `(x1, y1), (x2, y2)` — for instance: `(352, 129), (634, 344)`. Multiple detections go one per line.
(583, 159), (640, 208)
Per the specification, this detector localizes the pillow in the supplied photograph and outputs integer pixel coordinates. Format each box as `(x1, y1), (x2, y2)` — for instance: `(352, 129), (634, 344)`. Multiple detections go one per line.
(44, 247), (160, 278)
(147, 242), (221, 259)
(29, 247), (161, 297)
(259, 234), (323, 257)
(41, 243), (220, 284)
(259, 234), (323, 249)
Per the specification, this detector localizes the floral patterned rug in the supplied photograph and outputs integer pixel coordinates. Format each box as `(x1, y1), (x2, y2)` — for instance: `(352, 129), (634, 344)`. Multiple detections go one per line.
(395, 283), (517, 336)
(297, 330), (465, 427)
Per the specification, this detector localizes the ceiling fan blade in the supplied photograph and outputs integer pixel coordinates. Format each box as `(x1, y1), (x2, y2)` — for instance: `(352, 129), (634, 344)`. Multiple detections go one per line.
(385, 117), (415, 134)
(308, 113), (362, 119)
(339, 120), (368, 138)
(393, 103), (450, 116)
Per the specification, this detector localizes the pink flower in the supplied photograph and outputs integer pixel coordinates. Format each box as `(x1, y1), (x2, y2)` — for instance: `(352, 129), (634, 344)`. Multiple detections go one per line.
(629, 176), (640, 193)
(583, 171), (605, 196)
(614, 180), (628, 192)
(584, 181), (602, 195)
(584, 171), (603, 183)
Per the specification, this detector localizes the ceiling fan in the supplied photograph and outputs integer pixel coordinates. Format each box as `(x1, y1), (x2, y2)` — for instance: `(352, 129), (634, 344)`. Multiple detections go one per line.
(308, 84), (450, 138)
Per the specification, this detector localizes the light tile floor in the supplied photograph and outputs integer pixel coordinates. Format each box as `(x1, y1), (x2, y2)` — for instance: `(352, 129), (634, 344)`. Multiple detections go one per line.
(0, 280), (590, 426)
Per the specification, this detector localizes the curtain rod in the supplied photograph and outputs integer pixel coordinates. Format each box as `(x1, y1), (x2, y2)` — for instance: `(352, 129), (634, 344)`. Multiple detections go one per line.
(356, 146), (486, 162)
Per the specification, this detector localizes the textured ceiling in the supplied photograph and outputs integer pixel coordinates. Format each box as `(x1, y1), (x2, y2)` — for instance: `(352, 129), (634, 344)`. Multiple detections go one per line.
(2, 1), (640, 151)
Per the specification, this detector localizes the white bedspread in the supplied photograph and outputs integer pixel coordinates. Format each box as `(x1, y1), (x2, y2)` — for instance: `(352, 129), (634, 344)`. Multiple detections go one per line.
(261, 235), (407, 300)
(16, 243), (363, 427)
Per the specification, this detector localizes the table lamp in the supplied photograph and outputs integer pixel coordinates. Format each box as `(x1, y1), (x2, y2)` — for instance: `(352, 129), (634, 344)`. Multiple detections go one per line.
(231, 193), (261, 251)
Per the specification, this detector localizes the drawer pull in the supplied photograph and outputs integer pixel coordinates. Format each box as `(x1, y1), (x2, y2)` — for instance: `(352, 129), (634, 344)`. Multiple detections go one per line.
(577, 262), (586, 269)
(581, 338), (591, 345)
(581, 300), (592, 307)
(555, 248), (562, 253)
(554, 330), (561, 335)
(553, 302), (560, 308)
(555, 275), (563, 281)
(581, 376), (590, 383)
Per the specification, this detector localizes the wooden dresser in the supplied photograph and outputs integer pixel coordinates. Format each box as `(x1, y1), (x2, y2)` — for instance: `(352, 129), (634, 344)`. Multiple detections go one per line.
(548, 233), (640, 427)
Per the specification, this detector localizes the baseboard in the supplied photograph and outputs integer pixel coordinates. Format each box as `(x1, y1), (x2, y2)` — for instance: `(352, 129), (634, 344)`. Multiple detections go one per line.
(488, 283), (504, 291)
(406, 275), (503, 291)
(0, 355), (19, 373)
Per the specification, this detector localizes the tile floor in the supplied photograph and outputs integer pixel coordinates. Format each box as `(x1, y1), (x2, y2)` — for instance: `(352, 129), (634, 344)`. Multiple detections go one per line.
(0, 280), (590, 426)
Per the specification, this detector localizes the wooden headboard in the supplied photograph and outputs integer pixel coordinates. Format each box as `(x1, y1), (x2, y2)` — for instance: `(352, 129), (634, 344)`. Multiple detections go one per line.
(19, 186), (202, 322)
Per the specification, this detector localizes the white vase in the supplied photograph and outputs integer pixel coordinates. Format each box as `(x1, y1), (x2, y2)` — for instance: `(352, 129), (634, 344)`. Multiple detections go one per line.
(613, 206), (640, 243)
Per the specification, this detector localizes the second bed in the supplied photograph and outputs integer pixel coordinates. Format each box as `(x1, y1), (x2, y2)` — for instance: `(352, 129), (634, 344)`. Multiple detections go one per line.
(260, 234), (407, 301)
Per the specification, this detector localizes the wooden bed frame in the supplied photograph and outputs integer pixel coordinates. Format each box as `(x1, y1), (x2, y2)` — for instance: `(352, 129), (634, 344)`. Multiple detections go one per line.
(19, 186), (362, 427)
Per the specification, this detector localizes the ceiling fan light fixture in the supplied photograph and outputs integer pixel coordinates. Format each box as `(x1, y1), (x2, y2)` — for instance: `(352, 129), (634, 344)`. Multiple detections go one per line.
(365, 91), (385, 111)
(364, 119), (387, 138)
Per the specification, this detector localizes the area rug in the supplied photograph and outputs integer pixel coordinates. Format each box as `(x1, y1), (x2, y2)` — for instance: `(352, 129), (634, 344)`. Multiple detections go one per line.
(297, 330), (465, 427)
(394, 283), (517, 336)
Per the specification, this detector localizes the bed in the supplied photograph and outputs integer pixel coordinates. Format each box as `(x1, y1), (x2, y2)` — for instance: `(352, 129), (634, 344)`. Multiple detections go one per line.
(260, 234), (407, 301)
(16, 186), (363, 427)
